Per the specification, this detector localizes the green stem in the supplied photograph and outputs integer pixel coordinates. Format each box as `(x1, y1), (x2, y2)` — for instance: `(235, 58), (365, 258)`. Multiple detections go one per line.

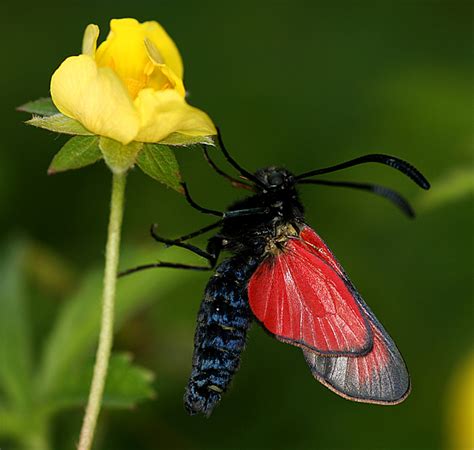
(78, 171), (127, 450)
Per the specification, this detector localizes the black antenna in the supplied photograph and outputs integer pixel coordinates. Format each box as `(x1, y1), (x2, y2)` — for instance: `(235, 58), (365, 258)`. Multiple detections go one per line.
(202, 146), (254, 191)
(299, 179), (416, 218)
(215, 128), (265, 188)
(296, 154), (430, 190)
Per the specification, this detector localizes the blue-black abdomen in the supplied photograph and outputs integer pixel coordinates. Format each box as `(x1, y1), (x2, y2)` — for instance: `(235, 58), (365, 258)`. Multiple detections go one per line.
(184, 254), (259, 416)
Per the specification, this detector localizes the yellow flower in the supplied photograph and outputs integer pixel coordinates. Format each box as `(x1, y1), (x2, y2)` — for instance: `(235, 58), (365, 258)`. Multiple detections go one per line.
(446, 352), (474, 450)
(51, 18), (216, 145)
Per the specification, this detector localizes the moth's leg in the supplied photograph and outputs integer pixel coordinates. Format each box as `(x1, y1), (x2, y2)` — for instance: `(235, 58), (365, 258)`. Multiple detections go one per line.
(150, 225), (217, 263)
(118, 261), (213, 278)
(120, 236), (224, 278)
(223, 207), (270, 219)
(182, 183), (223, 217)
(202, 146), (253, 190)
(182, 182), (269, 219)
(169, 220), (223, 243)
(150, 220), (221, 247)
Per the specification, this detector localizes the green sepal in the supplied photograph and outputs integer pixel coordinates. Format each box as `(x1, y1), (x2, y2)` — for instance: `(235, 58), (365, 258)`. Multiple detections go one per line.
(136, 143), (183, 193)
(159, 132), (215, 147)
(48, 136), (102, 175)
(99, 137), (143, 174)
(17, 97), (59, 116)
(48, 353), (155, 411)
(26, 114), (93, 136)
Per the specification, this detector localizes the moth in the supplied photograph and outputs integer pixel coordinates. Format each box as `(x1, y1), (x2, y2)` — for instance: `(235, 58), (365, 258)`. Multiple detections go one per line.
(122, 131), (429, 415)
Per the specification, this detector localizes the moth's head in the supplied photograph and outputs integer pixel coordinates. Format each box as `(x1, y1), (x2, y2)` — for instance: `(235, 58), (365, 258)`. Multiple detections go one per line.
(253, 167), (296, 192)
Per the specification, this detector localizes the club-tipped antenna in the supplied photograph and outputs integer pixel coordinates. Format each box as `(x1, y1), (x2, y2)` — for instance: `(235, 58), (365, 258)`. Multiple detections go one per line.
(296, 154), (430, 190)
(299, 179), (416, 218)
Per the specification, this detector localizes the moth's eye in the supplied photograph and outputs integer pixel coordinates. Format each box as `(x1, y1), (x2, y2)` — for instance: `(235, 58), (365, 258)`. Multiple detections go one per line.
(268, 172), (284, 186)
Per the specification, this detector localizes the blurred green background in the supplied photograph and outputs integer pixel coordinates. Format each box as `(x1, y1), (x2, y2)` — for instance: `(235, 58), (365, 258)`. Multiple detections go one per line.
(1, 1), (473, 449)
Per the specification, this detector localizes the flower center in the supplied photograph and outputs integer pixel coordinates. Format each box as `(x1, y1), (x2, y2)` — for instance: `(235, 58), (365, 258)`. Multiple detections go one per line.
(98, 52), (173, 99)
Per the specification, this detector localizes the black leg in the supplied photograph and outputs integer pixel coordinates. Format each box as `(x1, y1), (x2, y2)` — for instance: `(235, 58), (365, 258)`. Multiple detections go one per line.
(151, 224), (217, 263)
(165, 220), (223, 243)
(215, 128), (265, 188)
(223, 207), (270, 218)
(118, 261), (213, 278)
(181, 183), (223, 217)
(181, 182), (269, 219)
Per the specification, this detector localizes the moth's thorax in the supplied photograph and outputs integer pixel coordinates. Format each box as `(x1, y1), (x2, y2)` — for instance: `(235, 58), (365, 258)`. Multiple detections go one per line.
(264, 223), (300, 256)
(216, 175), (304, 259)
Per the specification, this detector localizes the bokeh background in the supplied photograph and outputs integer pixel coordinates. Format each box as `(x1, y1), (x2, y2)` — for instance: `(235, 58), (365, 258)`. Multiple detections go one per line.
(1, 1), (473, 449)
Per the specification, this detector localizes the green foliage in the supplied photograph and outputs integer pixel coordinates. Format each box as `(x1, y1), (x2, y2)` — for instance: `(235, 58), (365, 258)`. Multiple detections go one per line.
(17, 97), (59, 116)
(0, 240), (33, 409)
(101, 353), (155, 408)
(136, 144), (183, 193)
(0, 239), (189, 449)
(26, 113), (93, 135)
(36, 245), (187, 401)
(418, 166), (474, 211)
(48, 136), (102, 174)
(50, 353), (155, 410)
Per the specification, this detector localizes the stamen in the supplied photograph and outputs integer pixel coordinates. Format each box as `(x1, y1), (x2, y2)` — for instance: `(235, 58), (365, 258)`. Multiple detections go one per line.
(144, 38), (164, 65)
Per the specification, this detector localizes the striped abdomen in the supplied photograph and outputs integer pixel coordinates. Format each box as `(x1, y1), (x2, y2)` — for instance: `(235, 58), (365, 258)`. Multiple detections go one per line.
(184, 255), (259, 416)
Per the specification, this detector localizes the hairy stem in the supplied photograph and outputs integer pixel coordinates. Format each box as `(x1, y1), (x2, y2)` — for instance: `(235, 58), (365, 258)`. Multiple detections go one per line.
(77, 171), (127, 450)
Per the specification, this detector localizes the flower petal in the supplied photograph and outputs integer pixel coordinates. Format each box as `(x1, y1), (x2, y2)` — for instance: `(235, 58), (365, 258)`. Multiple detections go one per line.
(95, 18), (152, 98)
(134, 89), (216, 143)
(50, 55), (140, 144)
(82, 24), (99, 57)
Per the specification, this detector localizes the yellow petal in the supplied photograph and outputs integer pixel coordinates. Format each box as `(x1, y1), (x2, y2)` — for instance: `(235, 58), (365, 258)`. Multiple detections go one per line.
(143, 20), (184, 79)
(82, 24), (99, 57)
(134, 89), (216, 143)
(95, 18), (152, 98)
(50, 54), (140, 144)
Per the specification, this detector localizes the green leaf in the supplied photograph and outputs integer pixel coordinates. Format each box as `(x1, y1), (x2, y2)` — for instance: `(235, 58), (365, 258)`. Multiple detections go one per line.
(36, 246), (198, 401)
(103, 353), (155, 408)
(24, 241), (77, 297)
(136, 144), (183, 192)
(26, 113), (93, 135)
(0, 408), (25, 439)
(418, 166), (474, 212)
(99, 137), (143, 174)
(0, 240), (33, 408)
(159, 133), (215, 147)
(17, 97), (59, 116)
(48, 136), (102, 174)
(50, 353), (154, 411)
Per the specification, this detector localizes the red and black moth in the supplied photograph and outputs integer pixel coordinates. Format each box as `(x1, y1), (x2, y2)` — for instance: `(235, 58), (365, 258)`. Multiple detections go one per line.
(121, 130), (430, 415)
